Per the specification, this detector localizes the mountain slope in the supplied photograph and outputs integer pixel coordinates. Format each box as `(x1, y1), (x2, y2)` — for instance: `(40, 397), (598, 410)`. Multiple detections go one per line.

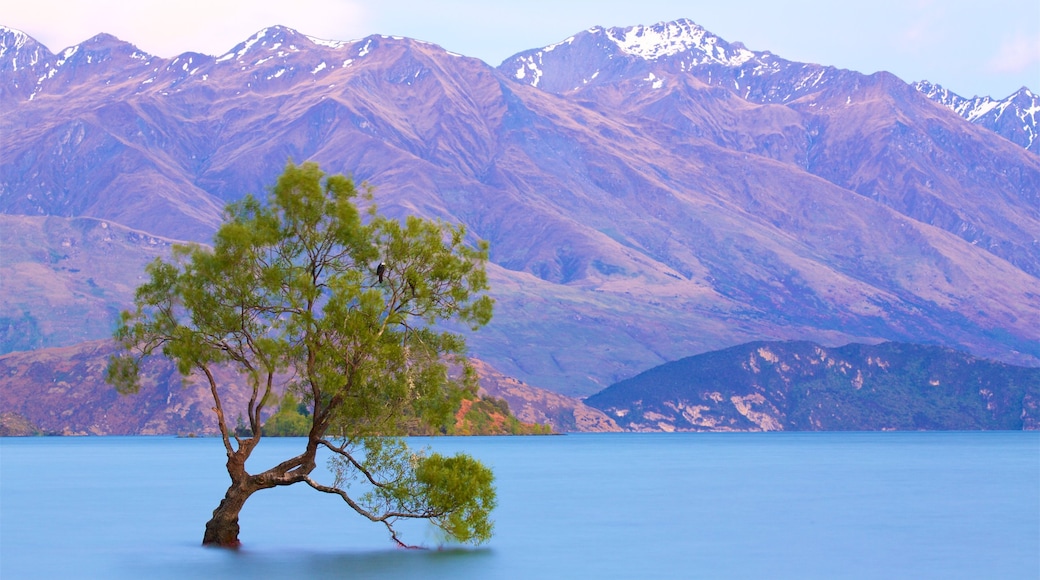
(2, 22), (1038, 396)
(0, 215), (178, 353)
(584, 341), (1040, 431)
(0, 340), (586, 435)
(0, 340), (230, 435)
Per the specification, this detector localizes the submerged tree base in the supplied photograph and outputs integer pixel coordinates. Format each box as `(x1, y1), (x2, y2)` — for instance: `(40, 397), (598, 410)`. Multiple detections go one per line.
(202, 483), (254, 548)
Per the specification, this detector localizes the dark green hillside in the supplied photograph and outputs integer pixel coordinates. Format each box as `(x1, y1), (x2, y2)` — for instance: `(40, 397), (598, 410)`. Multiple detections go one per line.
(584, 342), (1040, 431)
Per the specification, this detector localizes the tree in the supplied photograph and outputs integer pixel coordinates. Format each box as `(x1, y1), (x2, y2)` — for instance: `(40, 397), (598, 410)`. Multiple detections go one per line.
(262, 392), (311, 437)
(107, 162), (496, 548)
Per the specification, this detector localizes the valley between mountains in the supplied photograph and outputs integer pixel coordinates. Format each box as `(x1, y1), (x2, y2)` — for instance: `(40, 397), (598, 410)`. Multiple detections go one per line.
(1, 19), (1037, 432)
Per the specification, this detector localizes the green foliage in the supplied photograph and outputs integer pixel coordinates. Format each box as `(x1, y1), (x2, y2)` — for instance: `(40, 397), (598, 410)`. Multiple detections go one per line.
(329, 437), (496, 545)
(262, 392), (312, 437)
(415, 453), (496, 544)
(481, 396), (512, 417)
(452, 396), (554, 435)
(107, 161), (496, 547)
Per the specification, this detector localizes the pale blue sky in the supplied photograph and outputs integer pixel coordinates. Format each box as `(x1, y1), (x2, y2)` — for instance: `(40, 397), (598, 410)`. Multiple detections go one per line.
(2, 0), (1037, 98)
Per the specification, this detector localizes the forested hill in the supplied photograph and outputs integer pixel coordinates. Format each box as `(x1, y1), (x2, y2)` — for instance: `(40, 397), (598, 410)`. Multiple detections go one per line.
(583, 341), (1040, 431)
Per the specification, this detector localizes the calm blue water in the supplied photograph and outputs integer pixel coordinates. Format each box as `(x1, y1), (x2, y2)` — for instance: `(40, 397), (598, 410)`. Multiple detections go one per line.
(1, 433), (1037, 579)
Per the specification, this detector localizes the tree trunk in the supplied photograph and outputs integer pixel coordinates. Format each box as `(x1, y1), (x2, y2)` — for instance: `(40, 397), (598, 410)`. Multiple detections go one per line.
(202, 479), (257, 548)
(200, 440), (316, 548)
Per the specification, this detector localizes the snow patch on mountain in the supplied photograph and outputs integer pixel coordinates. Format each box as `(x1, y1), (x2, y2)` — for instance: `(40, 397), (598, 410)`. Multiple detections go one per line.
(56, 45), (79, 67)
(644, 72), (664, 89)
(216, 27), (309, 64)
(604, 19), (753, 65)
(306, 35), (349, 49)
(0, 26), (32, 58)
(217, 29), (268, 62)
(358, 39), (372, 57)
(513, 55), (544, 87)
(502, 18), (763, 94)
(542, 36), (576, 53)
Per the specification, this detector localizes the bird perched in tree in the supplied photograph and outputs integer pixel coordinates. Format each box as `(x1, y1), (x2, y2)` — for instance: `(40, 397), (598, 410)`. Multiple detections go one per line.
(376, 262), (386, 283)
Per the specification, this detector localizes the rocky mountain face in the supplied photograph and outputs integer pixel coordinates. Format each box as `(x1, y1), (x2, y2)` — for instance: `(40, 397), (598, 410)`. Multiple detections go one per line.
(584, 341), (1040, 431)
(0, 340), (586, 434)
(1, 21), (1038, 398)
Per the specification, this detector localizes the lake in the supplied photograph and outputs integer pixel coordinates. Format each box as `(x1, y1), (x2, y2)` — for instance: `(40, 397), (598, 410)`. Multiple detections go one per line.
(1, 432), (1037, 579)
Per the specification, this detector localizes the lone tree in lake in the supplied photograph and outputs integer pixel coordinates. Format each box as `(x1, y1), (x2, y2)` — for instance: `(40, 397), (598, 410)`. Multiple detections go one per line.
(107, 162), (496, 548)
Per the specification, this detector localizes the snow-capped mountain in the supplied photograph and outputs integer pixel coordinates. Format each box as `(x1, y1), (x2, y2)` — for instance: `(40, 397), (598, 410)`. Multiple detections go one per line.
(1, 28), (153, 103)
(914, 81), (1039, 154)
(501, 20), (1038, 155)
(0, 24), (417, 104)
(501, 18), (856, 104)
(2, 22), (1038, 396)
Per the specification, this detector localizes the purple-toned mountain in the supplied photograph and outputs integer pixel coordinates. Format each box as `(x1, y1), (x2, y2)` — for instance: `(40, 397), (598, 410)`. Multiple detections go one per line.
(1, 22), (1038, 397)
(500, 20), (1039, 156)
(499, 19), (1040, 278)
(914, 82), (1038, 155)
(501, 18), (830, 98)
(0, 214), (176, 353)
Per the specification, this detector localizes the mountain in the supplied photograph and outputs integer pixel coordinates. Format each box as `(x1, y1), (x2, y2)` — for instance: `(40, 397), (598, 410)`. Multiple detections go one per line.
(1, 21), (1038, 398)
(470, 359), (620, 432)
(0, 340), (582, 435)
(914, 82), (1039, 155)
(0, 340), (232, 435)
(0, 214), (176, 353)
(500, 20), (1040, 155)
(584, 341), (1040, 431)
(499, 19), (1040, 278)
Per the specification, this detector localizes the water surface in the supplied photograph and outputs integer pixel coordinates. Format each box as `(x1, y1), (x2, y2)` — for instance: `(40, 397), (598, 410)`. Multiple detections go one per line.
(1, 432), (1037, 578)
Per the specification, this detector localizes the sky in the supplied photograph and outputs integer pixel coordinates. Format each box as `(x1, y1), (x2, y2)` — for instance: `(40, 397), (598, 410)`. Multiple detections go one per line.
(2, 0), (1037, 98)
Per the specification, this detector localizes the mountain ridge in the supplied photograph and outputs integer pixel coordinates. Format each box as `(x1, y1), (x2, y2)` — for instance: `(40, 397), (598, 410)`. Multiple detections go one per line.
(498, 20), (1037, 157)
(4, 22), (1034, 137)
(913, 81), (1039, 153)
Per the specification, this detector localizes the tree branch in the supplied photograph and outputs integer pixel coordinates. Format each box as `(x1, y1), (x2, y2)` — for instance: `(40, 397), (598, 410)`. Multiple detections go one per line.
(303, 476), (446, 549)
(199, 363), (234, 456)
